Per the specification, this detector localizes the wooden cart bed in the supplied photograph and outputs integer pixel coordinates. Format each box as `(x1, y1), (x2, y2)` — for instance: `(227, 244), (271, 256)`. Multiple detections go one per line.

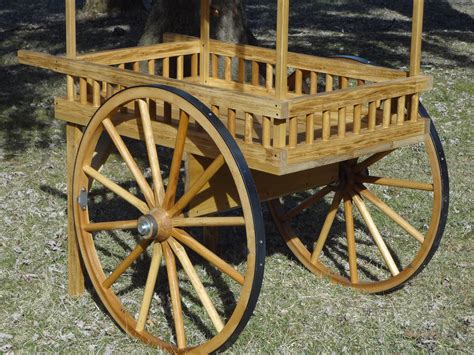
(18, 34), (431, 176)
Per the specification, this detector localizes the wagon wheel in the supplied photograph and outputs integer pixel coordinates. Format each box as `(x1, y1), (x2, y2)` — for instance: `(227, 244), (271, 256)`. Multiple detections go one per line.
(73, 85), (265, 352)
(269, 109), (448, 293)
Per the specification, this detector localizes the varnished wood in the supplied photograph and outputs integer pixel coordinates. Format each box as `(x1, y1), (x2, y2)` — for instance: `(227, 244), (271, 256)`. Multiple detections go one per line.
(83, 165), (149, 214)
(343, 194), (359, 284)
(172, 229), (245, 285)
(352, 194), (400, 276)
(136, 242), (162, 333)
(163, 110), (190, 208)
(311, 191), (342, 263)
(138, 99), (165, 205)
(84, 220), (138, 232)
(275, 0), (289, 98)
(102, 118), (155, 207)
(168, 237), (224, 332)
(355, 175), (434, 191)
(102, 238), (153, 289)
(162, 242), (186, 349)
(66, 0), (76, 100)
(200, 0), (210, 84)
(67, 123), (84, 296)
(356, 184), (425, 243)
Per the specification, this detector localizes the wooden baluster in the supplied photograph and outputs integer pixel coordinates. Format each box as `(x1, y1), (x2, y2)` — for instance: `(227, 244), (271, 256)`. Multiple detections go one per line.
(382, 99), (391, 128)
(163, 58), (170, 78)
(322, 111), (330, 141)
(212, 105), (219, 118)
(224, 56), (231, 81)
(306, 113), (314, 144)
(340, 76), (348, 90)
(310, 72), (318, 94)
(79, 78), (87, 104)
(227, 109), (236, 137)
(295, 69), (303, 95)
(397, 96), (406, 125)
(133, 61), (140, 72)
(92, 80), (101, 107)
(244, 113), (253, 143)
(273, 119), (286, 148)
(252, 61), (259, 86)
(266, 63), (273, 91)
(357, 79), (365, 86)
(326, 74), (334, 92)
(177, 55), (184, 80)
(212, 54), (218, 78)
(238, 58), (245, 83)
(148, 59), (155, 75)
(338, 106), (346, 138)
(409, 94), (419, 122)
(289, 116), (298, 148)
(191, 53), (198, 77)
(353, 104), (362, 134)
(368, 101), (376, 131)
(262, 116), (271, 147)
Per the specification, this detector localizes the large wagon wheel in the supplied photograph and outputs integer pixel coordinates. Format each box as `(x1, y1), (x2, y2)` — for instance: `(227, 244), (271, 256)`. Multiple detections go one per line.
(269, 107), (448, 293)
(73, 85), (265, 352)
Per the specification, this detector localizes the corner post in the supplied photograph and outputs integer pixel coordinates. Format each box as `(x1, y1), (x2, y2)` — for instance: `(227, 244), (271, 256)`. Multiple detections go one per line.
(65, 0), (85, 297)
(409, 0), (424, 121)
(200, 0), (210, 84)
(273, 0), (290, 148)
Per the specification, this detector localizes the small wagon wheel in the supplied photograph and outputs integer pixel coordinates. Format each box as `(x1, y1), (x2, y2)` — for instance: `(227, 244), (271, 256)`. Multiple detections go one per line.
(72, 85), (265, 352)
(269, 106), (448, 293)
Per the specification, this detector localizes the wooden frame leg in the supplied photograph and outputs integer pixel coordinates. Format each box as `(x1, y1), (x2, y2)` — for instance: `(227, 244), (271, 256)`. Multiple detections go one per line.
(67, 123), (85, 297)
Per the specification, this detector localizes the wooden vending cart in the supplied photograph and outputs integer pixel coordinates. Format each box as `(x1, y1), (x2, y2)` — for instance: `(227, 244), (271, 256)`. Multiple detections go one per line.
(18, 0), (449, 352)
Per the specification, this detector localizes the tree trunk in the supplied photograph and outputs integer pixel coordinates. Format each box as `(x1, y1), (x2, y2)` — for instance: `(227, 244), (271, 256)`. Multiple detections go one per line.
(139, 0), (256, 46)
(83, 0), (144, 15)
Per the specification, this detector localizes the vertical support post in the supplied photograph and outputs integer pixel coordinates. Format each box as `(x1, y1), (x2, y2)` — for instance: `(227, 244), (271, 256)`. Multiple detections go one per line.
(67, 123), (85, 297)
(66, 0), (76, 101)
(275, 0), (289, 99)
(274, 0), (289, 148)
(200, 0), (210, 84)
(66, 0), (84, 297)
(409, 0), (424, 121)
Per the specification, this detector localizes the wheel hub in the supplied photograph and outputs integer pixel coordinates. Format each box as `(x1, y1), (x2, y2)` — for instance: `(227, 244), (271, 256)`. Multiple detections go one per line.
(137, 208), (172, 242)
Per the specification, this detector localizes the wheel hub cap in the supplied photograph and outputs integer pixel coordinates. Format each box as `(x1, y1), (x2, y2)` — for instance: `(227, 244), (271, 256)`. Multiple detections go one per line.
(137, 208), (172, 242)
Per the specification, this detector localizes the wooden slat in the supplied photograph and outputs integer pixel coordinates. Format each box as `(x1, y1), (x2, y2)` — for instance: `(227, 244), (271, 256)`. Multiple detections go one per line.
(288, 75), (432, 117)
(18, 51), (286, 118)
(353, 104), (362, 134)
(382, 98), (391, 128)
(338, 107), (346, 138)
(177, 55), (184, 80)
(310, 72), (317, 94)
(78, 40), (200, 65)
(200, 0), (210, 84)
(368, 101), (376, 131)
(227, 108), (236, 137)
(322, 110), (330, 141)
(266, 63), (273, 90)
(252, 61), (259, 86)
(306, 113), (314, 144)
(211, 54), (218, 78)
(289, 116), (298, 148)
(224, 56), (232, 81)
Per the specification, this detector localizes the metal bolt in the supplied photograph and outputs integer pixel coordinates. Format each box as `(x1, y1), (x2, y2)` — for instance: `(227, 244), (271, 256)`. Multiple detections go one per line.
(137, 216), (152, 236)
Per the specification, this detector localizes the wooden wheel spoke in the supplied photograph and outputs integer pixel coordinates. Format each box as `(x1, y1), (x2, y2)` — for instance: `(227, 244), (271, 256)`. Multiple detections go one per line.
(138, 99), (165, 206)
(311, 191), (343, 263)
(354, 149), (395, 173)
(83, 165), (149, 214)
(84, 220), (138, 232)
(355, 175), (434, 191)
(343, 194), (359, 283)
(283, 185), (333, 221)
(172, 216), (245, 228)
(355, 184), (425, 243)
(172, 229), (244, 285)
(103, 238), (153, 289)
(162, 242), (186, 349)
(168, 237), (224, 332)
(168, 155), (225, 217)
(163, 110), (190, 208)
(102, 117), (155, 207)
(352, 194), (400, 276)
(136, 243), (163, 333)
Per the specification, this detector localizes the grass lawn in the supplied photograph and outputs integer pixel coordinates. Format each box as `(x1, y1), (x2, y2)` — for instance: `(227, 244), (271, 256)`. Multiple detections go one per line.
(1, 0), (472, 353)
